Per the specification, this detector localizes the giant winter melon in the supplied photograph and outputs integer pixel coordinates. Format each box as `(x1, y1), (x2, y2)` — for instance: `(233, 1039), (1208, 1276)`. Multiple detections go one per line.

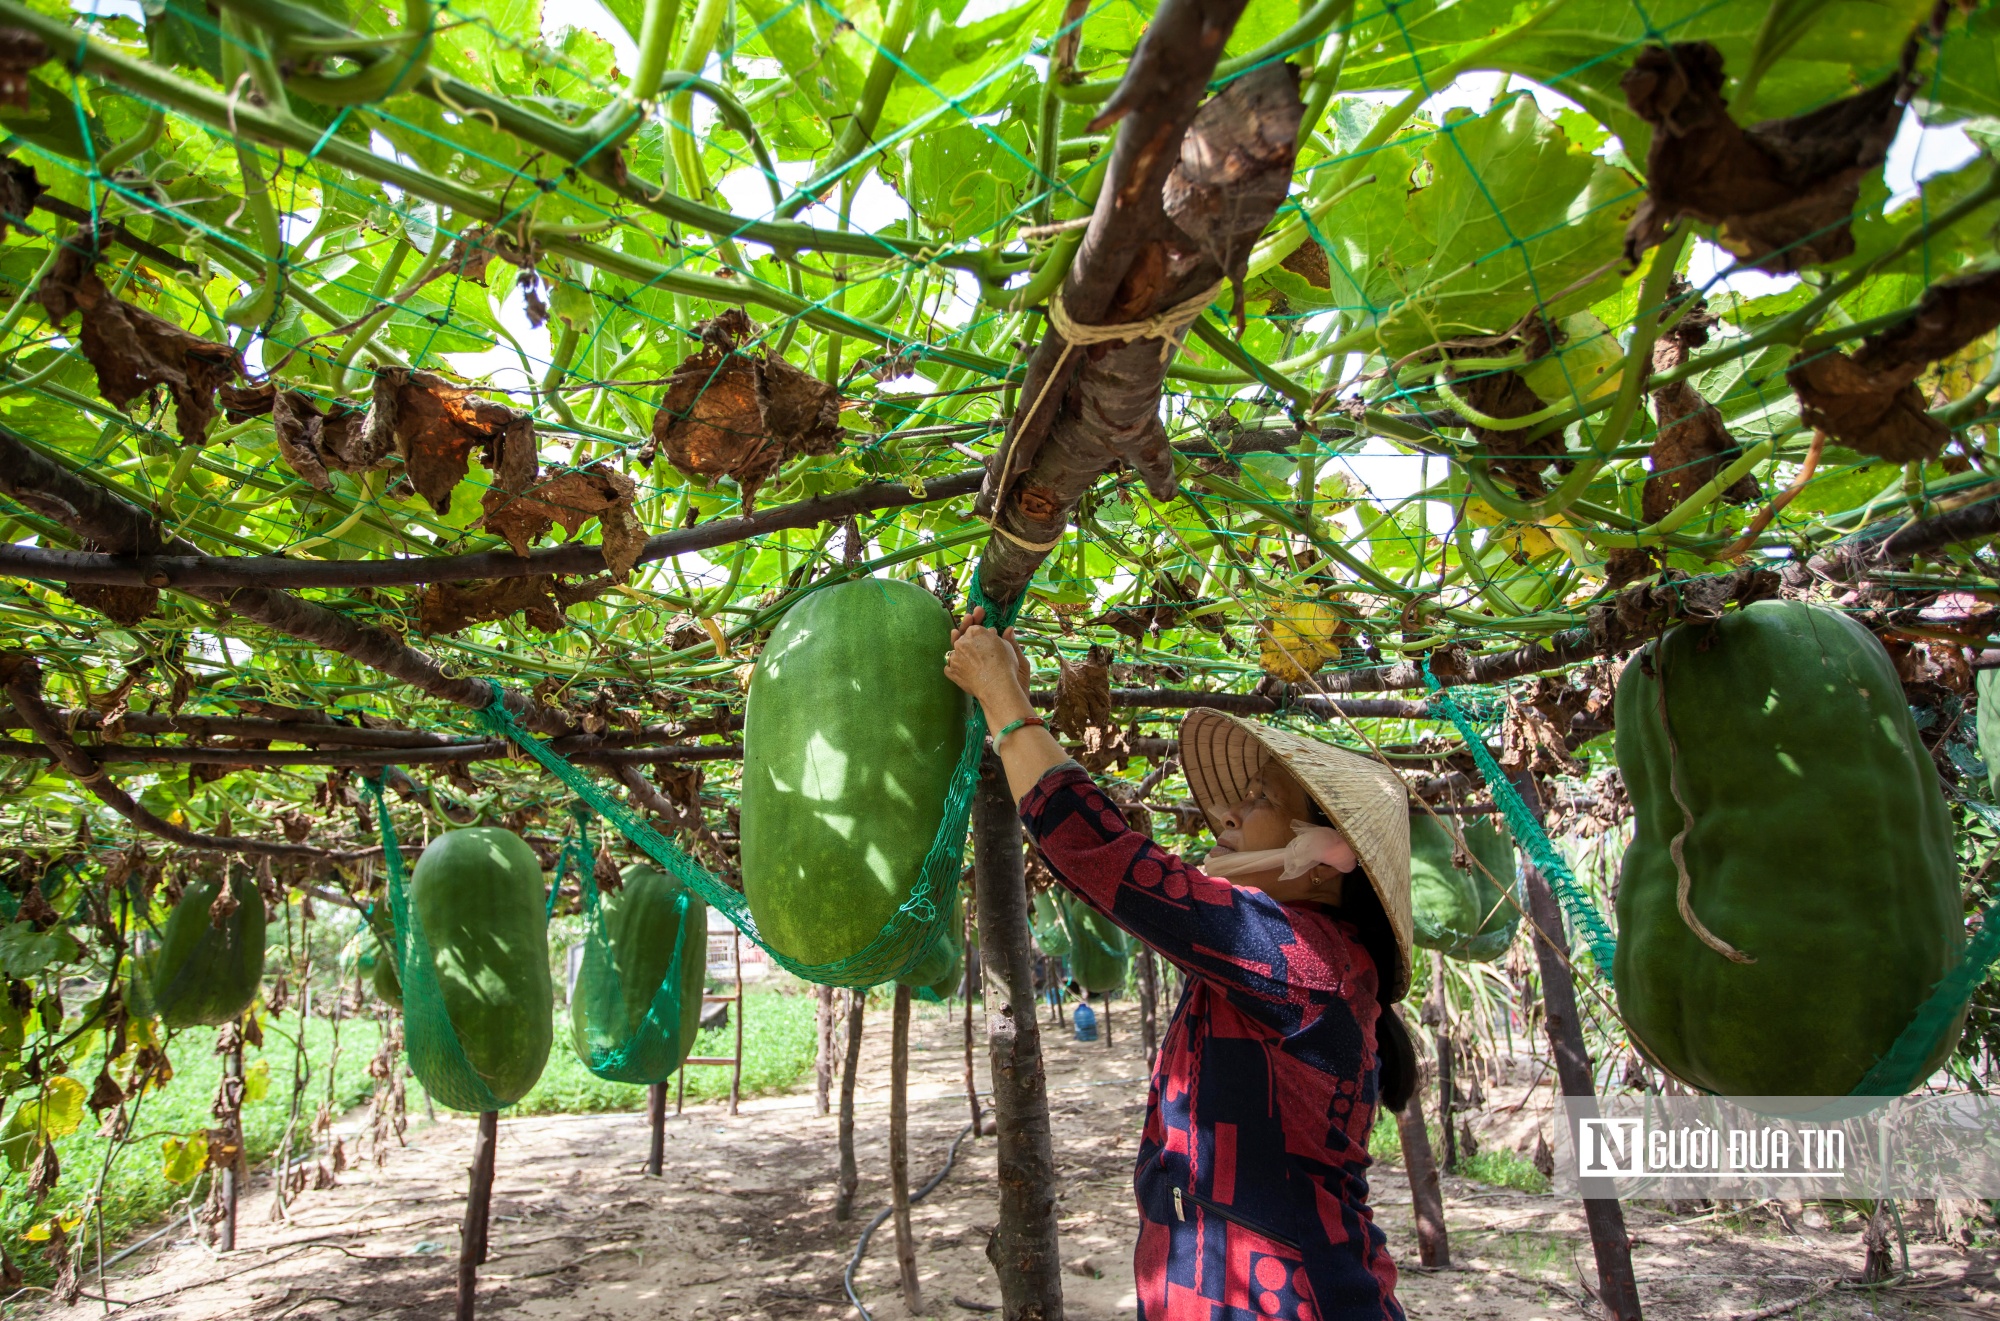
(1409, 811), (1520, 962)
(741, 578), (968, 971)
(406, 828), (553, 1108)
(569, 863), (708, 1083)
(1064, 897), (1129, 994)
(149, 869), (266, 1028)
(1614, 600), (1963, 1096)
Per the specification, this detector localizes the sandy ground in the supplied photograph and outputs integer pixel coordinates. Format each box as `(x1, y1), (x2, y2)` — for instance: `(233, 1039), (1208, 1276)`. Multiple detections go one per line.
(25, 995), (2000, 1321)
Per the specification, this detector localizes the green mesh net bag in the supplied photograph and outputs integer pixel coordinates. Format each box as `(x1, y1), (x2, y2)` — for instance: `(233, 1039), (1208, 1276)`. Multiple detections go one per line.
(563, 809), (709, 1085)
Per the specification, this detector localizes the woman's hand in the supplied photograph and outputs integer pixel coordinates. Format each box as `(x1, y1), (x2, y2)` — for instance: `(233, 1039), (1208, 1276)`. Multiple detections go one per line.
(944, 606), (1032, 717)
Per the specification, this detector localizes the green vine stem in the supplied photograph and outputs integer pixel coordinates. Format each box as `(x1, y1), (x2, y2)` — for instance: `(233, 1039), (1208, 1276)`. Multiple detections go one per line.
(281, 0), (433, 104)
(777, 0), (919, 221)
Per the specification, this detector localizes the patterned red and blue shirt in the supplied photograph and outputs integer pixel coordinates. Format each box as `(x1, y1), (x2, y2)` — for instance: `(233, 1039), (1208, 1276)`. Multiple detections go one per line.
(1020, 763), (1403, 1321)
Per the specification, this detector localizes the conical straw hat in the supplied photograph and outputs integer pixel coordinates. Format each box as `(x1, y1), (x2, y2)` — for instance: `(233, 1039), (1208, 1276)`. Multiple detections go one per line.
(1178, 708), (1413, 999)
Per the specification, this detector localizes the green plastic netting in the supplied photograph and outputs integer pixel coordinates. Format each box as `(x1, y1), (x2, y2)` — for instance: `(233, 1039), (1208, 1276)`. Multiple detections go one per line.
(563, 804), (707, 1084)
(471, 568), (1022, 989)
(1424, 670), (2000, 1099)
(361, 772), (515, 1113)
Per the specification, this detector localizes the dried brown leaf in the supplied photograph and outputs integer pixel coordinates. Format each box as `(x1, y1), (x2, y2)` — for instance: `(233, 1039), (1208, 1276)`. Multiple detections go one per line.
(1279, 240), (1330, 290)
(1162, 64), (1304, 319)
(478, 466), (647, 579)
(649, 315), (842, 511)
(368, 368), (534, 516)
(416, 574), (613, 636)
(1621, 42), (1907, 272)
(1643, 297), (1759, 521)
(36, 242), (242, 444)
(63, 582), (157, 626)
(0, 29), (48, 110)
(0, 155), (41, 231)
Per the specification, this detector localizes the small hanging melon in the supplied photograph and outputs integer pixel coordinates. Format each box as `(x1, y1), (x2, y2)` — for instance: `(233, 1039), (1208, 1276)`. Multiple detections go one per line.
(740, 577), (968, 972)
(569, 863), (709, 1084)
(1614, 601), (1963, 1096)
(1409, 811), (1520, 963)
(405, 828), (553, 1108)
(898, 883), (962, 994)
(146, 869), (266, 1028)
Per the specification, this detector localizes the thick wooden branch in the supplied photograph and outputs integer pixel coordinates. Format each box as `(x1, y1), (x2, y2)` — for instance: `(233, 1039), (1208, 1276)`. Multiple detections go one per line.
(0, 468), (985, 590)
(976, 1), (1290, 602)
(1796, 492), (2000, 586)
(0, 425), (574, 736)
(0, 709), (743, 748)
(0, 654), (346, 858)
(0, 738), (743, 768)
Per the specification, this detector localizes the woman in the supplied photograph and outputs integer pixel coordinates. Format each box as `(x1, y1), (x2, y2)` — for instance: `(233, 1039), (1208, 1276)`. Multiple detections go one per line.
(946, 608), (1415, 1321)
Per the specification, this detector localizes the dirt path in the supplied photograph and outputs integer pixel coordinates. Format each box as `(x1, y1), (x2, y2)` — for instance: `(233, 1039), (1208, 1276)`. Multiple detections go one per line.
(27, 996), (2000, 1321)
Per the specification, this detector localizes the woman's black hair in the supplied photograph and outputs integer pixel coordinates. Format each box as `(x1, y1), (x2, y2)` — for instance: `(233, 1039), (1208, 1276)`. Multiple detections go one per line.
(1303, 798), (1417, 1112)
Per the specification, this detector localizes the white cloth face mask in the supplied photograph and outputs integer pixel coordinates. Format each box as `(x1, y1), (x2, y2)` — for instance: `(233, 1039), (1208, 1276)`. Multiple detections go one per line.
(1201, 822), (1348, 881)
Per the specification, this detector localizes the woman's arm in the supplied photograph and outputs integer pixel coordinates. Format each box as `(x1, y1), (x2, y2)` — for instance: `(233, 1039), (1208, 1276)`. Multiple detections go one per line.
(942, 610), (1378, 1020)
(942, 608), (1069, 801)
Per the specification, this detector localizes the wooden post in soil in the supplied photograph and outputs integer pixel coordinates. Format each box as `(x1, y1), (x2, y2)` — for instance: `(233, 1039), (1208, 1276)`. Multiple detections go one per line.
(1510, 769), (1643, 1321)
(216, 1026), (244, 1251)
(815, 983), (836, 1118)
(836, 988), (866, 1221)
(646, 1082), (667, 1177)
(729, 933), (745, 1117)
(1433, 951), (1456, 1174)
(1397, 1089), (1450, 1268)
(963, 891), (986, 1134)
(457, 1110), (498, 1321)
(972, 749), (1066, 1321)
(1137, 948), (1160, 1066)
(1102, 994), (1113, 1049)
(890, 984), (922, 1313)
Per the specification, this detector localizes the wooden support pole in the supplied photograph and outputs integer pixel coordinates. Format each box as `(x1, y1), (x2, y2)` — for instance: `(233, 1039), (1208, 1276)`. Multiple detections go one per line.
(1510, 770), (1643, 1321)
(457, 1110), (498, 1321)
(1137, 948), (1160, 1067)
(1431, 949), (1455, 1174)
(836, 988), (865, 1221)
(890, 984), (922, 1315)
(217, 1035), (243, 1251)
(646, 1082), (666, 1178)
(964, 974), (985, 1136)
(815, 983), (836, 1118)
(972, 749), (1066, 1321)
(729, 933), (744, 1117)
(1397, 1090), (1450, 1268)
(1102, 993), (1112, 1049)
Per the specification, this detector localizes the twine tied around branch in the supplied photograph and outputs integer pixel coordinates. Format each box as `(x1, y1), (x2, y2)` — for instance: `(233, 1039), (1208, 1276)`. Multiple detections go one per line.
(989, 280), (1223, 555)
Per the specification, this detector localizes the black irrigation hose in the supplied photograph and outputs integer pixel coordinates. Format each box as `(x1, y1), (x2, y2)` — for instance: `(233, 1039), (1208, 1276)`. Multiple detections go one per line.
(843, 1121), (978, 1321)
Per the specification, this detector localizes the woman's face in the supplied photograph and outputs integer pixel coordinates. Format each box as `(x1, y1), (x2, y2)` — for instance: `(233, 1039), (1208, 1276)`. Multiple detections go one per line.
(1208, 762), (1358, 902)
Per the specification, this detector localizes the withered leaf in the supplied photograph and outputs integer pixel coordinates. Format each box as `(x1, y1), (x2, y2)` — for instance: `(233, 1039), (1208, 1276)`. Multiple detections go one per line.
(63, 581), (157, 627)
(1786, 268), (2000, 462)
(1643, 287), (1758, 522)
(478, 466), (647, 580)
(36, 242), (242, 444)
(368, 368), (535, 516)
(1052, 643), (1113, 741)
(1279, 240), (1331, 290)
(0, 29), (48, 110)
(0, 155), (41, 232)
(649, 314), (842, 511)
(417, 574), (613, 636)
(1622, 42), (1907, 272)
(269, 390), (375, 492)
(1431, 315), (1570, 494)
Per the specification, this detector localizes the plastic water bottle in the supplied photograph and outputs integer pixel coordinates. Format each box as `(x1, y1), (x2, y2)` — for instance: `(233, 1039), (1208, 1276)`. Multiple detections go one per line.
(1073, 1000), (1098, 1042)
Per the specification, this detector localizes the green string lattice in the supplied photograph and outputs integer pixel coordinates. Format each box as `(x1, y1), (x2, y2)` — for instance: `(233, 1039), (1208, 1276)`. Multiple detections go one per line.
(473, 569), (1022, 989)
(360, 774), (511, 1113)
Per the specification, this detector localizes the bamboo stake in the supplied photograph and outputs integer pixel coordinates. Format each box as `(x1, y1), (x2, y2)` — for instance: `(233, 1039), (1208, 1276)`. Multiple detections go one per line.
(646, 1082), (666, 1177)
(1397, 1088), (1450, 1268)
(890, 984), (922, 1314)
(836, 988), (865, 1221)
(456, 1111), (498, 1321)
(816, 983), (836, 1118)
